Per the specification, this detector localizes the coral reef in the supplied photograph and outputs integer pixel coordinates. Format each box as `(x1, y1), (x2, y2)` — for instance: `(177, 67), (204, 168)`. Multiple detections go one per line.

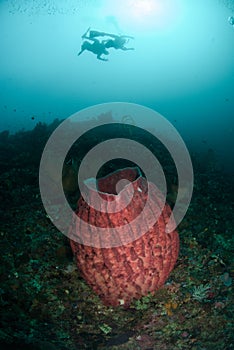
(0, 121), (233, 349)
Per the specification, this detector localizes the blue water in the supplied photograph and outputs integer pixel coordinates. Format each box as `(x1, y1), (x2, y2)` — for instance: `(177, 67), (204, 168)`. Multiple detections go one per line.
(0, 0), (233, 171)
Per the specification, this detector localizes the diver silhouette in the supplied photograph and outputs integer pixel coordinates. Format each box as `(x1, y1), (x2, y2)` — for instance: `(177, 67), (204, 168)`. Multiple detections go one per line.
(78, 28), (109, 61)
(78, 27), (134, 61)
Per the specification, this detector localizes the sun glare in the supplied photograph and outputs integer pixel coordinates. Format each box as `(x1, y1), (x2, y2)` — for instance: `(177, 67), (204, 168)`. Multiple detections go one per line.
(131, 0), (160, 18)
(99, 0), (180, 32)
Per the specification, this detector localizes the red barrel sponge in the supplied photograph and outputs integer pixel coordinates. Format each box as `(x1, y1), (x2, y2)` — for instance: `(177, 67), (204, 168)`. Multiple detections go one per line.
(69, 167), (179, 307)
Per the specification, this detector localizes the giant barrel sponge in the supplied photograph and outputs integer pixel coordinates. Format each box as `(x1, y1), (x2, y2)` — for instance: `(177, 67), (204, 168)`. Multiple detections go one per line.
(69, 167), (179, 307)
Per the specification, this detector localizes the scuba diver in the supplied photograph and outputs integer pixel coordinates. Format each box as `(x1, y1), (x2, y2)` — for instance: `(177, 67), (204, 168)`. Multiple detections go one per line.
(103, 35), (134, 51)
(86, 28), (134, 51)
(78, 39), (109, 61)
(78, 29), (109, 61)
(78, 27), (134, 61)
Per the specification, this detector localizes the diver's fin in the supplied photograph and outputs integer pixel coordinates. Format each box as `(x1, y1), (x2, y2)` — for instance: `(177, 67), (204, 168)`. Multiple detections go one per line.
(82, 27), (91, 39)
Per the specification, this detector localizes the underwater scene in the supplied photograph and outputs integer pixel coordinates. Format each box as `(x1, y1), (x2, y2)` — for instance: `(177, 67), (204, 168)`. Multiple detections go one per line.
(0, 0), (233, 349)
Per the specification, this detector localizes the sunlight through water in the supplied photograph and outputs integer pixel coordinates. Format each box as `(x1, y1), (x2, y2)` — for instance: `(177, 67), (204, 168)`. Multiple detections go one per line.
(98, 0), (181, 33)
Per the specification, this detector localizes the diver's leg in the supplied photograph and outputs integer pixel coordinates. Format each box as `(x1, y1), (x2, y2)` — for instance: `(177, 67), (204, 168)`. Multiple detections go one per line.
(121, 47), (134, 51)
(97, 54), (108, 61)
(121, 35), (134, 39)
(89, 30), (107, 38)
(103, 33), (118, 39)
(97, 55), (108, 61)
(104, 34), (134, 39)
